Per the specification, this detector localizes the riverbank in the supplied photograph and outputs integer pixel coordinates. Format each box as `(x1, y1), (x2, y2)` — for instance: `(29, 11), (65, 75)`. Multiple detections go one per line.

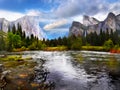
(82, 46), (105, 51)
(44, 46), (68, 51)
(4, 45), (120, 53)
(0, 55), (37, 90)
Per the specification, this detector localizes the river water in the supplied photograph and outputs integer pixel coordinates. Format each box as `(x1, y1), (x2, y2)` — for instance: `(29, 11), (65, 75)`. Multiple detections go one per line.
(3, 51), (120, 90)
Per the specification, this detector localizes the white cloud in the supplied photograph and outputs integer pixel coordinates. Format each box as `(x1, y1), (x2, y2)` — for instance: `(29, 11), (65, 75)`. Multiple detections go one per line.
(109, 1), (120, 14)
(72, 15), (83, 23)
(54, 0), (119, 19)
(0, 0), (120, 24)
(26, 9), (42, 16)
(93, 13), (108, 21)
(0, 10), (24, 21)
(43, 19), (68, 30)
(55, 0), (81, 18)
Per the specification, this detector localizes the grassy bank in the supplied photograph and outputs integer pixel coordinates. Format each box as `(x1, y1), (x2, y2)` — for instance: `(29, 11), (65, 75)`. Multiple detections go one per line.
(82, 46), (105, 51)
(0, 55), (38, 90)
(44, 46), (68, 51)
(0, 55), (36, 68)
(7, 45), (120, 53)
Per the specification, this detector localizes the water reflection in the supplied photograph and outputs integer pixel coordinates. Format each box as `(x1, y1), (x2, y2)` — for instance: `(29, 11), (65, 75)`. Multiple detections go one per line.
(72, 51), (120, 90)
(0, 51), (120, 90)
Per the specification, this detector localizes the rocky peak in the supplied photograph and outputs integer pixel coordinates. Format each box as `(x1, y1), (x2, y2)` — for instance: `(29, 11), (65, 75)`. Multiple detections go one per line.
(116, 14), (120, 21)
(69, 21), (86, 37)
(83, 15), (99, 26)
(13, 15), (45, 39)
(72, 21), (81, 27)
(0, 18), (10, 32)
(103, 12), (116, 32)
(107, 12), (116, 19)
(69, 12), (120, 37)
(0, 16), (46, 39)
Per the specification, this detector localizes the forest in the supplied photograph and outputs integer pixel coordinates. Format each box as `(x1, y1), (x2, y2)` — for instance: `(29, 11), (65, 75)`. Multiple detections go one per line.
(0, 24), (120, 51)
(44, 29), (120, 51)
(0, 24), (46, 51)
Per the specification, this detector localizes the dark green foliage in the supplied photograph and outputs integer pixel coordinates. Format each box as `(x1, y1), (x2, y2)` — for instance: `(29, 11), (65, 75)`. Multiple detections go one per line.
(71, 37), (82, 50)
(0, 23), (47, 51)
(1, 23), (120, 51)
(0, 36), (6, 50)
(7, 32), (21, 50)
(104, 39), (114, 51)
(84, 29), (119, 46)
(12, 24), (16, 34)
(8, 25), (11, 32)
(28, 41), (46, 50)
(45, 36), (82, 50)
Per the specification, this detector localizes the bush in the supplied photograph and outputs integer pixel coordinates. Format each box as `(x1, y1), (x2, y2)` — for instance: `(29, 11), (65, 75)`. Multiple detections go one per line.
(104, 39), (114, 51)
(71, 37), (82, 50)
(21, 46), (26, 51)
(28, 44), (36, 50)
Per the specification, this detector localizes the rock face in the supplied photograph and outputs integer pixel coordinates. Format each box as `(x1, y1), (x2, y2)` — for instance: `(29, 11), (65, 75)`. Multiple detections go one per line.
(69, 21), (86, 37)
(0, 18), (10, 33)
(83, 15), (99, 26)
(69, 12), (120, 37)
(0, 16), (45, 39)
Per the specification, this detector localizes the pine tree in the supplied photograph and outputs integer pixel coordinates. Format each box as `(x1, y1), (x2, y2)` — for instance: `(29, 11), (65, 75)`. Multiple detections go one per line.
(12, 24), (16, 34)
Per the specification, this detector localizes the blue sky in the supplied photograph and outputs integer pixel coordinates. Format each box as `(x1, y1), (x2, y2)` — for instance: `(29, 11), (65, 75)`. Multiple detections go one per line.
(0, 0), (120, 39)
(0, 0), (119, 21)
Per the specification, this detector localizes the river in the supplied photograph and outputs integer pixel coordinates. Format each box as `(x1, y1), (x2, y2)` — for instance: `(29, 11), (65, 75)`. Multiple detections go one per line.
(1, 51), (120, 90)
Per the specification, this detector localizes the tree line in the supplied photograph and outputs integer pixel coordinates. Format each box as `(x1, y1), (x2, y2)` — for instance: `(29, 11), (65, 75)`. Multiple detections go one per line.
(44, 29), (120, 50)
(0, 24), (120, 51)
(0, 24), (46, 51)
(84, 29), (119, 46)
(44, 36), (82, 50)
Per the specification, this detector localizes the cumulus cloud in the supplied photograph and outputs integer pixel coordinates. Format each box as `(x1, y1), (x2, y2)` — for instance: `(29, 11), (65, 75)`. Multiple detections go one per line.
(43, 19), (68, 30)
(72, 15), (83, 23)
(54, 0), (120, 19)
(0, 0), (120, 24)
(109, 1), (120, 14)
(0, 10), (24, 21)
(26, 9), (42, 16)
(54, 0), (108, 18)
(93, 13), (108, 21)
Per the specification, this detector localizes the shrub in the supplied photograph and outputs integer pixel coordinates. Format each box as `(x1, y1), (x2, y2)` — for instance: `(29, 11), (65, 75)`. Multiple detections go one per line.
(104, 39), (114, 51)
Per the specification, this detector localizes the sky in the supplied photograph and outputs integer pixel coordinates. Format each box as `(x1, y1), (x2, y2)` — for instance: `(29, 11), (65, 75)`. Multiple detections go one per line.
(0, 0), (120, 39)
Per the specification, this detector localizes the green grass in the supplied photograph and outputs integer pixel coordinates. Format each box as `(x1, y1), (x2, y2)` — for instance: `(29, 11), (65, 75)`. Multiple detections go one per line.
(0, 55), (34, 68)
(0, 55), (23, 61)
(44, 46), (68, 51)
(82, 46), (105, 51)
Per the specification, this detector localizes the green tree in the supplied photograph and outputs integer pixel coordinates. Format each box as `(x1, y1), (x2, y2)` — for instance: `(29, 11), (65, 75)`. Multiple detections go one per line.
(12, 24), (16, 34)
(105, 28), (109, 40)
(8, 25), (11, 32)
(104, 39), (114, 51)
(71, 37), (82, 50)
(7, 32), (21, 51)
(7, 32), (14, 51)
(0, 36), (6, 50)
(12, 34), (21, 48)
(0, 31), (7, 50)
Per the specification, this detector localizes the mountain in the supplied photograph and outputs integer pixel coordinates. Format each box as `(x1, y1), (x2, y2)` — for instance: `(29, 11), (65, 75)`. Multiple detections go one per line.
(69, 21), (86, 37)
(0, 18), (10, 33)
(0, 16), (46, 39)
(83, 15), (99, 26)
(69, 12), (120, 36)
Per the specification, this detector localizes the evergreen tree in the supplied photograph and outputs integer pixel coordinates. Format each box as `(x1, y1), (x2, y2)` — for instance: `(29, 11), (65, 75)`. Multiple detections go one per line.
(8, 25), (11, 32)
(12, 24), (16, 34)
(106, 28), (109, 40)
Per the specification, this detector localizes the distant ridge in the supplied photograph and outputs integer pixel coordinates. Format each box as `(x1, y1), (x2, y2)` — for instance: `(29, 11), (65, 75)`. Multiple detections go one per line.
(0, 16), (45, 39)
(69, 12), (120, 37)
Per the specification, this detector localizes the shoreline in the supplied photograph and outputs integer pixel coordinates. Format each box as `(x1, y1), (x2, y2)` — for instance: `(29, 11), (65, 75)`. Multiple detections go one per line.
(0, 55), (37, 90)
